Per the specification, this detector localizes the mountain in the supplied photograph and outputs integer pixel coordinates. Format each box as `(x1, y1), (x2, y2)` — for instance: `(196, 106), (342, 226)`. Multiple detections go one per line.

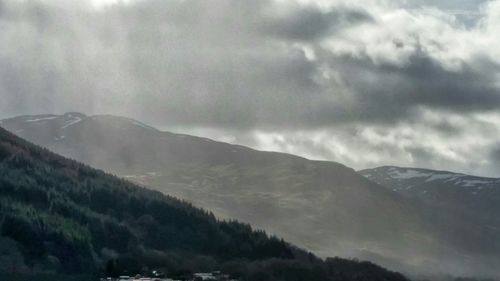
(359, 166), (500, 214)
(359, 166), (500, 229)
(0, 125), (411, 281)
(360, 165), (500, 243)
(2, 113), (499, 278)
(359, 166), (500, 277)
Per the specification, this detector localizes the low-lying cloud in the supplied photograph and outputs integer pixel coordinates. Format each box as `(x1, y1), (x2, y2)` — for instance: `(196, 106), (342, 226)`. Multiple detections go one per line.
(1, 0), (500, 176)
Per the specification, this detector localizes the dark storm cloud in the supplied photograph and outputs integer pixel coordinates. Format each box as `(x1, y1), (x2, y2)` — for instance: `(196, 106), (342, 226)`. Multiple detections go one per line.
(261, 5), (374, 41)
(490, 145), (500, 165)
(1, 0), (500, 175)
(315, 53), (500, 125)
(1, 0), (499, 130)
(406, 147), (436, 166)
(429, 119), (462, 136)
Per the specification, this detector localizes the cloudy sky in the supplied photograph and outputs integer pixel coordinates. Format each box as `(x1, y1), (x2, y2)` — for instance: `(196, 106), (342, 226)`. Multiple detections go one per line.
(2, 0), (500, 176)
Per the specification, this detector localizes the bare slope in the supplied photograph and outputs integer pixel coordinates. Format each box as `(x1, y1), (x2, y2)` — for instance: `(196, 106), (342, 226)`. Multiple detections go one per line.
(3, 113), (499, 277)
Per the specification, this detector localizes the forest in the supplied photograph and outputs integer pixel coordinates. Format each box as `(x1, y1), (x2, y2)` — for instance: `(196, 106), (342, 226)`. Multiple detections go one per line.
(0, 126), (408, 281)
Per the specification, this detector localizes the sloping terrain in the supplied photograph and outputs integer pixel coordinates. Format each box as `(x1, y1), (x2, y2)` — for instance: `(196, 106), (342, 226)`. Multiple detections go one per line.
(359, 166), (500, 274)
(0, 125), (411, 281)
(2, 113), (500, 278)
(360, 166), (500, 216)
(360, 166), (500, 264)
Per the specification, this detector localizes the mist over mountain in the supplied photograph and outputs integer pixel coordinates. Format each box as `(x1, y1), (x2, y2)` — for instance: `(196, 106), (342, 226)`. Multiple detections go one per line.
(360, 166), (500, 251)
(3, 113), (500, 279)
(360, 166), (500, 212)
(0, 124), (414, 281)
(2, 0), (500, 177)
(2, 0), (500, 280)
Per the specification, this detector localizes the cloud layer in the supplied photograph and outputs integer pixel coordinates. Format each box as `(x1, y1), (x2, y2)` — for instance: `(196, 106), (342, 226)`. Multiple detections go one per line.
(1, 0), (500, 176)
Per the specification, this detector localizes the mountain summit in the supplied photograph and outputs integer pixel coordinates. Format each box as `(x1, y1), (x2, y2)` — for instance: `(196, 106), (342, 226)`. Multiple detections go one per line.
(0, 125), (410, 280)
(3, 113), (500, 278)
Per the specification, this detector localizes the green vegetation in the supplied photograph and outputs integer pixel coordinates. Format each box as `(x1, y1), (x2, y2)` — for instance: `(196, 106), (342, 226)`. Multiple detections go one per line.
(0, 126), (408, 281)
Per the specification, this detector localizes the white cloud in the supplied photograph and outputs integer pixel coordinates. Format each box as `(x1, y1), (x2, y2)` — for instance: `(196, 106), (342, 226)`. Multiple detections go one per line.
(244, 110), (500, 176)
(1, 0), (500, 176)
(90, 0), (137, 9)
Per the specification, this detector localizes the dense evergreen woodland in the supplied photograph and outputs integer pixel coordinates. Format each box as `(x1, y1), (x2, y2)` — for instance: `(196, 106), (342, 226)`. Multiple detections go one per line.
(0, 127), (408, 281)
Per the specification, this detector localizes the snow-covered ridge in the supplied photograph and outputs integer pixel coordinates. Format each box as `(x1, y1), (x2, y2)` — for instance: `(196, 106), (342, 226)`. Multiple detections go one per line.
(387, 168), (433, 180)
(362, 166), (500, 191)
(25, 116), (58, 122)
(4, 113), (159, 132)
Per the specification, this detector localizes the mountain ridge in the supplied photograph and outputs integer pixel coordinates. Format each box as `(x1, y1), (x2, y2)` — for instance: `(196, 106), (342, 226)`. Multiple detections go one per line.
(360, 165), (500, 181)
(0, 125), (412, 281)
(359, 165), (500, 196)
(3, 113), (500, 278)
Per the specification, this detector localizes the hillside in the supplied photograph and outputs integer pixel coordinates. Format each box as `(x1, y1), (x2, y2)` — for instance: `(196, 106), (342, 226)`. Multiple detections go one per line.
(360, 166), (500, 257)
(359, 166), (500, 214)
(0, 126), (410, 281)
(2, 113), (500, 278)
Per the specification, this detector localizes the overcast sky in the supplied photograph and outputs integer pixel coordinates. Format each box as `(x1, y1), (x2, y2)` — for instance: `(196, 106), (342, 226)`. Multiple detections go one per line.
(1, 0), (500, 176)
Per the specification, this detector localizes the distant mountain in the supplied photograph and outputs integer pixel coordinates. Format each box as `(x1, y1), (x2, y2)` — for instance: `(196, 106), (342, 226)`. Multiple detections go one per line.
(360, 166), (500, 277)
(360, 166), (500, 236)
(0, 125), (411, 281)
(2, 113), (500, 278)
(359, 166), (500, 212)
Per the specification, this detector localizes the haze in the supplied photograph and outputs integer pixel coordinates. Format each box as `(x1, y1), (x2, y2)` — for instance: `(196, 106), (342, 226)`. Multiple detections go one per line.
(1, 0), (500, 176)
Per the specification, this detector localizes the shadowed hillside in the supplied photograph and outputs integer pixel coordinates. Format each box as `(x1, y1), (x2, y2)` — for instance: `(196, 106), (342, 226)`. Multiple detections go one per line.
(4, 113), (500, 278)
(0, 125), (410, 281)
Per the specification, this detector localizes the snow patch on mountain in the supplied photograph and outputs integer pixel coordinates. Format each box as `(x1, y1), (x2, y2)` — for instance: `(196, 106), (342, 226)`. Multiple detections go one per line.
(425, 173), (460, 182)
(131, 120), (157, 131)
(386, 167), (432, 180)
(460, 179), (493, 187)
(61, 117), (83, 129)
(361, 166), (500, 194)
(25, 116), (58, 122)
